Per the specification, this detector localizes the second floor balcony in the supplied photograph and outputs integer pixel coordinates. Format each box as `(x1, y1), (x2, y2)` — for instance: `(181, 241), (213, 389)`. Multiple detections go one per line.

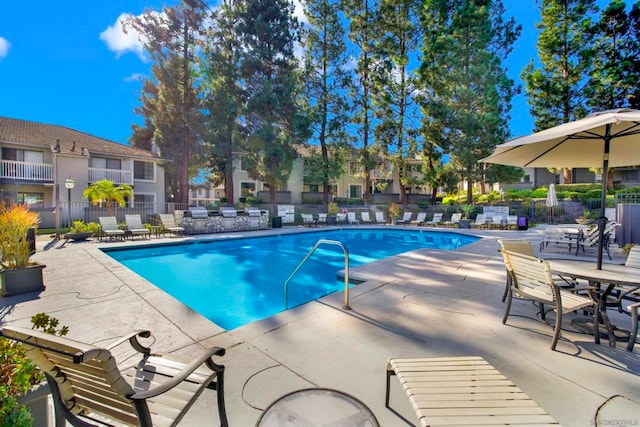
(0, 159), (53, 182)
(89, 167), (133, 185)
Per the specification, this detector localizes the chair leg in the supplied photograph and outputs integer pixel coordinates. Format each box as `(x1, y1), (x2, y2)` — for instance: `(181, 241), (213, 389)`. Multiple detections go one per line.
(550, 309), (562, 351)
(501, 271), (511, 303)
(626, 304), (639, 352)
(216, 371), (229, 427)
(502, 289), (513, 324)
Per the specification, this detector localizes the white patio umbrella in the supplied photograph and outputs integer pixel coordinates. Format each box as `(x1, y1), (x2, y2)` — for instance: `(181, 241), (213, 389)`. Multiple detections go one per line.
(545, 183), (558, 224)
(482, 108), (640, 269)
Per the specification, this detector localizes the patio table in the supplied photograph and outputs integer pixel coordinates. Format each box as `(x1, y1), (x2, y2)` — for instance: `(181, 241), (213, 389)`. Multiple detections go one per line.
(547, 259), (640, 347)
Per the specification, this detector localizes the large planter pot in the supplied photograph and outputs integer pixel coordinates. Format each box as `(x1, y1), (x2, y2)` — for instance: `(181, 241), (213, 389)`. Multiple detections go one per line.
(17, 382), (55, 427)
(63, 232), (93, 241)
(0, 264), (46, 297)
(575, 218), (595, 225)
(458, 219), (472, 229)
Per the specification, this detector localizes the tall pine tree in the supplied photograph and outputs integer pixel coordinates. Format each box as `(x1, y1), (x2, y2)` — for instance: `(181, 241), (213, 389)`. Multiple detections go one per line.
(301, 0), (352, 206)
(126, 0), (207, 205)
(419, 0), (520, 204)
(521, 0), (598, 183)
(238, 0), (309, 214)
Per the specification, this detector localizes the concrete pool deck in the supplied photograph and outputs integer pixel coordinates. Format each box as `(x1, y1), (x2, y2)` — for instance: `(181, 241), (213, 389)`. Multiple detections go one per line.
(1, 225), (638, 426)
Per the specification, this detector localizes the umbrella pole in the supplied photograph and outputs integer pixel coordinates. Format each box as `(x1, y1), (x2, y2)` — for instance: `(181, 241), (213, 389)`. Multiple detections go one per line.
(596, 130), (612, 270)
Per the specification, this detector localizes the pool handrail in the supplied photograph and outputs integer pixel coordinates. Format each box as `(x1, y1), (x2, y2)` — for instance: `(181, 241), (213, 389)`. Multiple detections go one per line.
(284, 239), (350, 310)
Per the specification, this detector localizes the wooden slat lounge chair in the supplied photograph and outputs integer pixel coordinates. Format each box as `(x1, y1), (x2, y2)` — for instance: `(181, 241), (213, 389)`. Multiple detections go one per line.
(410, 212), (427, 226)
(425, 212), (443, 227)
(500, 250), (596, 350)
(0, 326), (228, 427)
(386, 356), (559, 426)
(98, 216), (125, 241)
(159, 213), (185, 236)
(125, 214), (151, 240)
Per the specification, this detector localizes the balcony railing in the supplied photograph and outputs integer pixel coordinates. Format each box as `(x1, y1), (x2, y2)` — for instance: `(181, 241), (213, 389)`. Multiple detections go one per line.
(0, 160), (53, 181)
(88, 168), (133, 185)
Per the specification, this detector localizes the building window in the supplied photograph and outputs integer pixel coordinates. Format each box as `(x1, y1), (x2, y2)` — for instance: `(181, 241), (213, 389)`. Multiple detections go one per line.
(622, 170), (640, 181)
(133, 193), (155, 208)
(2, 148), (44, 163)
(134, 160), (155, 180)
(240, 182), (255, 197)
(17, 192), (44, 208)
(523, 174), (530, 183)
(349, 162), (363, 176)
(240, 156), (249, 171)
(91, 157), (121, 170)
(349, 185), (362, 199)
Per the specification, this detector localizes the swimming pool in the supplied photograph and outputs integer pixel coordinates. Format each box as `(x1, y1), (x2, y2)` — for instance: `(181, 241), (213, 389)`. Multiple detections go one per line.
(104, 229), (478, 329)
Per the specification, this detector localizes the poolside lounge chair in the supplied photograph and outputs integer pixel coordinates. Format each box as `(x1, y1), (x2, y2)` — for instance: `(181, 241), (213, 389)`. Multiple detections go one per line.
(575, 221), (617, 259)
(336, 212), (347, 224)
(500, 249), (596, 350)
(442, 212), (462, 228)
(506, 215), (518, 230)
(395, 212), (412, 225)
(425, 212), (443, 227)
(159, 213), (185, 236)
(470, 213), (487, 229)
(0, 326), (229, 427)
(301, 213), (316, 227)
(375, 211), (386, 224)
(317, 213), (327, 225)
(347, 211), (359, 225)
(360, 211), (372, 224)
(125, 214), (151, 240)
(98, 216), (125, 241)
(410, 212), (426, 226)
(489, 215), (505, 229)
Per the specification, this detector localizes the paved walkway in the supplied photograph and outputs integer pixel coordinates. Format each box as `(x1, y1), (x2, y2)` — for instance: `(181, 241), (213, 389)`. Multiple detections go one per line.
(1, 225), (638, 426)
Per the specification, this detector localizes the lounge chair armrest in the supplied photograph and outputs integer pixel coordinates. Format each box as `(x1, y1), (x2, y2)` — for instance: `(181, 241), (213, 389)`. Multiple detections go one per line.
(105, 330), (152, 354)
(129, 346), (225, 400)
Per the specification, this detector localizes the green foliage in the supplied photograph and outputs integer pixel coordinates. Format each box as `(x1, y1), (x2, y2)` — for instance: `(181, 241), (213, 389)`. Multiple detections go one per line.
(388, 202), (402, 219)
(327, 202), (339, 216)
(83, 180), (133, 216)
(459, 204), (476, 219)
(69, 220), (98, 234)
(0, 314), (69, 426)
(419, 0), (520, 204)
(0, 203), (39, 270)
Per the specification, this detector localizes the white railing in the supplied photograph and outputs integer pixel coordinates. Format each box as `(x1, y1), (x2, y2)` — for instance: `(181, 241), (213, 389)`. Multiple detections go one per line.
(0, 160), (53, 181)
(88, 168), (133, 185)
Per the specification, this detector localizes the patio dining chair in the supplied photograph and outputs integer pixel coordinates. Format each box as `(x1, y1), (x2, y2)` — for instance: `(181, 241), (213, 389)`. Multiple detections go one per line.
(500, 249), (596, 350)
(98, 216), (125, 241)
(0, 326), (229, 427)
(125, 214), (151, 240)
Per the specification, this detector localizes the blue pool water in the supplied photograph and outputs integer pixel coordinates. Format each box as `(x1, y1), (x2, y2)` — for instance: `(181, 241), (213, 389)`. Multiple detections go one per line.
(104, 229), (477, 329)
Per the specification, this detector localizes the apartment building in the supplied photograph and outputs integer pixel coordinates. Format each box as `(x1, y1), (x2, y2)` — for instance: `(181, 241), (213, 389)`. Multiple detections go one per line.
(0, 116), (165, 227)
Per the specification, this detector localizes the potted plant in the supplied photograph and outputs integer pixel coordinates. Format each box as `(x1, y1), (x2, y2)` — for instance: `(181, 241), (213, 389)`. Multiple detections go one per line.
(575, 210), (594, 225)
(458, 204), (476, 228)
(64, 220), (96, 241)
(326, 202), (339, 225)
(1, 313), (68, 427)
(0, 203), (45, 297)
(388, 203), (402, 225)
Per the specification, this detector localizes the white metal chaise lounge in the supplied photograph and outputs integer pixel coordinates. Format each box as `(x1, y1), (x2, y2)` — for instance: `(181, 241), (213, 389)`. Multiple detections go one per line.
(159, 213), (185, 236)
(98, 216), (125, 241)
(0, 326), (228, 427)
(125, 214), (151, 240)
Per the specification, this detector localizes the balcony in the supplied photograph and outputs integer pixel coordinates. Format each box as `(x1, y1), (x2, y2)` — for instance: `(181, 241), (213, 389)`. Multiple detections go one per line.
(88, 168), (133, 185)
(0, 159), (53, 182)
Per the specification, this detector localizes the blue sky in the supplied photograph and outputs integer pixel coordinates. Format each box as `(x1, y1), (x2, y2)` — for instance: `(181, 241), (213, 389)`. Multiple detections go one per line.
(0, 1), (566, 146)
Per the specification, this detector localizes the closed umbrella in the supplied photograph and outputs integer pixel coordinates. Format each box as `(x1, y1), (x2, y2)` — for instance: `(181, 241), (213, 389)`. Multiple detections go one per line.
(482, 109), (640, 269)
(545, 183), (558, 224)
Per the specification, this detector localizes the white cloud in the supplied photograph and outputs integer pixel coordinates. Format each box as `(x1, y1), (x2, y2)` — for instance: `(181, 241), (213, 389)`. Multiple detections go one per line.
(292, 0), (308, 26)
(100, 13), (147, 60)
(0, 37), (10, 59)
(124, 73), (144, 83)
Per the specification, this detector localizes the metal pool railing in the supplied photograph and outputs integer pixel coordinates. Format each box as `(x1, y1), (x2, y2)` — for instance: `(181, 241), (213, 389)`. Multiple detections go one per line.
(284, 239), (350, 310)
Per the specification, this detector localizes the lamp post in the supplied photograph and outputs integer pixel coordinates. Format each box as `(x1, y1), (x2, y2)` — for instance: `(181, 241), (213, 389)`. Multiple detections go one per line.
(64, 178), (74, 229)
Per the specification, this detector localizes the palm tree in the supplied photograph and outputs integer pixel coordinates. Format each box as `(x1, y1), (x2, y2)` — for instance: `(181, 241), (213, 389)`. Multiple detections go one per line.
(83, 179), (133, 215)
